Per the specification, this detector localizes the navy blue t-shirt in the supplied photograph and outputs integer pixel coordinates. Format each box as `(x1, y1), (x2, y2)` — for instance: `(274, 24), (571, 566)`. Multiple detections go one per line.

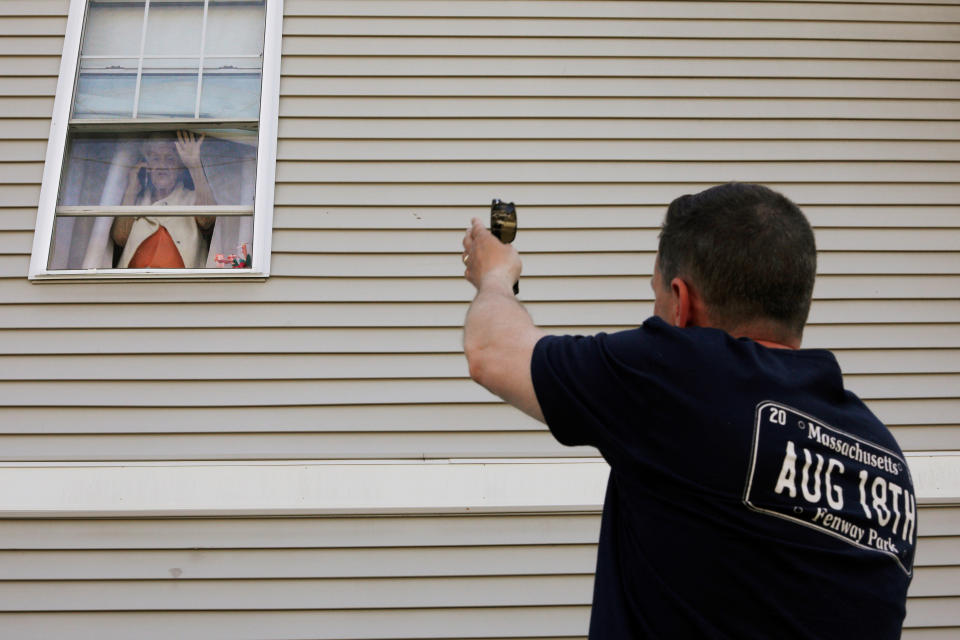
(531, 317), (915, 639)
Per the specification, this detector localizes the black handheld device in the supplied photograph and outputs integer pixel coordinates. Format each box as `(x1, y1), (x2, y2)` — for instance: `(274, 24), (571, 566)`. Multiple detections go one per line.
(490, 199), (519, 295)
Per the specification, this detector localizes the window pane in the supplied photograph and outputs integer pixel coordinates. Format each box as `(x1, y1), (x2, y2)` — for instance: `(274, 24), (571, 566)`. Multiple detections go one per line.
(138, 59), (199, 118)
(58, 130), (259, 207)
(200, 58), (261, 118)
(206, 0), (266, 56)
(144, 0), (203, 57)
(73, 58), (138, 119)
(49, 215), (253, 270)
(81, 1), (145, 57)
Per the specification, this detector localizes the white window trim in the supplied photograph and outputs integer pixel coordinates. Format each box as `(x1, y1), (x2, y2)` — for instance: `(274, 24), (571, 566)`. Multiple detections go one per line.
(0, 454), (956, 518)
(28, 0), (284, 282)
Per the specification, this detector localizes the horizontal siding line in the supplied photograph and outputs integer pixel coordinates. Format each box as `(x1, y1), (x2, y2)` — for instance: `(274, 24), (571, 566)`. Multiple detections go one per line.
(2, 346), (959, 356)
(282, 17), (960, 25)
(276, 52), (960, 59)
(0, 398), (955, 409)
(274, 89), (960, 98)
(4, 375), (958, 385)
(0, 431), (953, 454)
(0, 510), (935, 545)
(0, 546), (602, 579)
(14, 273), (959, 282)
(0, 326), (955, 353)
(266, 179), (960, 183)
(0, 294), (957, 306)
(0, 572), (595, 581)
(277, 56), (960, 65)
(278, 23), (960, 38)
(11, 137), (960, 145)
(0, 369), (955, 386)
(0, 542), (597, 553)
(58, 116), (960, 120)
(275, 74), (960, 82)
(274, 136), (960, 141)
(279, 34), (960, 42)
(275, 96), (960, 103)
(0, 389), (957, 404)
(278, 37), (960, 46)
(272, 116), (960, 120)
(0, 424), (954, 438)
(278, 75), (960, 82)
(282, 14), (960, 26)
(0, 607), (594, 638)
(0, 303), (955, 317)
(279, 42), (960, 62)
(13, 155), (960, 165)
(16, 159), (960, 164)
(269, 159), (960, 163)
(275, 96), (960, 100)
(6, 203), (960, 216)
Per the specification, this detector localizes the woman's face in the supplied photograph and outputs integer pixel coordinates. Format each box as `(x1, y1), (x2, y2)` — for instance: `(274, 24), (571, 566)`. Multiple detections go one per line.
(143, 140), (182, 192)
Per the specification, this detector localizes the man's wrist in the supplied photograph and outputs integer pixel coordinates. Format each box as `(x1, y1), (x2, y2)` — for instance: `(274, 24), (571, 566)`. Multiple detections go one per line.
(478, 271), (517, 295)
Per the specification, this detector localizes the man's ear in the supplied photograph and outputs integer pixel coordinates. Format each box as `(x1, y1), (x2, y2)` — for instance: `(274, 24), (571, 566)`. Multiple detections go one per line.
(670, 277), (691, 327)
(670, 277), (707, 328)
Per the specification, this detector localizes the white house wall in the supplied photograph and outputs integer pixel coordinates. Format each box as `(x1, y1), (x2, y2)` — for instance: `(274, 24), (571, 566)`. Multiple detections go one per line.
(0, 0), (958, 637)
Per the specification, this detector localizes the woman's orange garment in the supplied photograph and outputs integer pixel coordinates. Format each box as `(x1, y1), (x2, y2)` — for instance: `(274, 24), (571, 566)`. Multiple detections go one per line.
(127, 225), (185, 268)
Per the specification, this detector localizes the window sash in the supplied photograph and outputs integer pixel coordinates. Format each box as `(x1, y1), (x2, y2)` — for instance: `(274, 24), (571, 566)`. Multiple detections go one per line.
(74, 0), (266, 120)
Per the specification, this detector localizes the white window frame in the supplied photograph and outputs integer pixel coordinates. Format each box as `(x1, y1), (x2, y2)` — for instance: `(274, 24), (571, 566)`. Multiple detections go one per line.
(28, 0), (284, 281)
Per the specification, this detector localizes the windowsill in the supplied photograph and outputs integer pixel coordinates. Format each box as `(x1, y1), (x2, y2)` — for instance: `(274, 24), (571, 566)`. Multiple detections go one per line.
(29, 269), (268, 283)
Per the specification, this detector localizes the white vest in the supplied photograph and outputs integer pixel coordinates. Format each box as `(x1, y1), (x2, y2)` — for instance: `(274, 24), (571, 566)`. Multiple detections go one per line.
(117, 184), (208, 268)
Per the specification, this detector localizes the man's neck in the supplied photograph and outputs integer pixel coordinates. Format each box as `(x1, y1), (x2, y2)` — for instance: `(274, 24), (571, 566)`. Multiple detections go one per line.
(751, 338), (797, 350)
(723, 321), (801, 350)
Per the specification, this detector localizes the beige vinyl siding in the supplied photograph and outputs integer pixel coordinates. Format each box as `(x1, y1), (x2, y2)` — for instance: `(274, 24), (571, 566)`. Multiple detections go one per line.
(5, 0), (957, 460)
(1, 0), (958, 637)
(0, 509), (956, 638)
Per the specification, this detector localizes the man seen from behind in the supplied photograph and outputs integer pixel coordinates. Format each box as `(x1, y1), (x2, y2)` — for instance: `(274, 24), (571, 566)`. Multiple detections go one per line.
(461, 183), (915, 639)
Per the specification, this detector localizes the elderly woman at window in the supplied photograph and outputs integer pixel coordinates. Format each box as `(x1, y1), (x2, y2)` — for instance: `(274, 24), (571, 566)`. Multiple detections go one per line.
(111, 130), (216, 268)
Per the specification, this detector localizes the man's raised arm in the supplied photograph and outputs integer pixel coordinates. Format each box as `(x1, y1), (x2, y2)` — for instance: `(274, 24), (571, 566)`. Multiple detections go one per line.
(462, 218), (546, 423)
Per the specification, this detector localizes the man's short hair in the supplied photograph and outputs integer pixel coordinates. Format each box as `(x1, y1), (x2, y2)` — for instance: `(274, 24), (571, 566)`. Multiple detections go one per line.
(657, 182), (817, 337)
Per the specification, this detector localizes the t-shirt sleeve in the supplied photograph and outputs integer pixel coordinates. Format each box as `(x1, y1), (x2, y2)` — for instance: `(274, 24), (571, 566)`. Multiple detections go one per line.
(531, 331), (647, 450)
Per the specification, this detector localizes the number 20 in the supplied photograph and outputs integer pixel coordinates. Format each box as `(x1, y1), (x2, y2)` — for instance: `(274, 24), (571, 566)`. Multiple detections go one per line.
(768, 407), (787, 425)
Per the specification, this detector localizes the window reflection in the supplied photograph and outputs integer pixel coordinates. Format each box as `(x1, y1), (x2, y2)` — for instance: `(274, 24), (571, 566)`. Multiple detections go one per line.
(201, 58), (262, 119)
(144, 1), (203, 56)
(74, 59), (138, 119)
(74, 0), (265, 120)
(82, 2), (144, 57)
(206, 0), (266, 56)
(138, 58), (200, 118)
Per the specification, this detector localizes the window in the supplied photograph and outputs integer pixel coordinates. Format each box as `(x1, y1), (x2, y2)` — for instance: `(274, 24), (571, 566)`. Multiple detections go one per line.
(29, 0), (282, 279)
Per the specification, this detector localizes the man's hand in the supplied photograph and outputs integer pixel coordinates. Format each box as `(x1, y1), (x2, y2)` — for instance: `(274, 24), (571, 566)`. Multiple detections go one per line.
(462, 217), (521, 292)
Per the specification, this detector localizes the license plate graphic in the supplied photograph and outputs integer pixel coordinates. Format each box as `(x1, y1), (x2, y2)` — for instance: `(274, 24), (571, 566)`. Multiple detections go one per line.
(743, 401), (915, 575)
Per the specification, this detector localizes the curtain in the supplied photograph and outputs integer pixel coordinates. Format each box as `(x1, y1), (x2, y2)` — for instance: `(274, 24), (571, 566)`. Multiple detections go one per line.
(50, 133), (257, 270)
